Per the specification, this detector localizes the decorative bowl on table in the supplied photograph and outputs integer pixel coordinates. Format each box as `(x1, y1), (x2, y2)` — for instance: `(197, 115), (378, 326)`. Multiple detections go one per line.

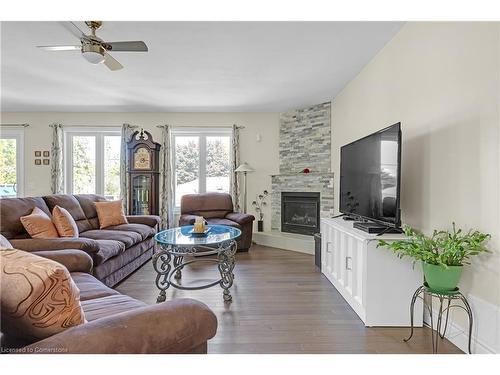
(188, 227), (211, 237)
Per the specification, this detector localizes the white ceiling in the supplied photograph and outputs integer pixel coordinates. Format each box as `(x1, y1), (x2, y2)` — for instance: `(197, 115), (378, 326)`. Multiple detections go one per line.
(1, 21), (403, 112)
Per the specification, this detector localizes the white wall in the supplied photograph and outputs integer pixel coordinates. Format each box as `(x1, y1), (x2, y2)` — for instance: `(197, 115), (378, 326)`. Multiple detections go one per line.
(331, 22), (500, 352)
(0, 112), (280, 231)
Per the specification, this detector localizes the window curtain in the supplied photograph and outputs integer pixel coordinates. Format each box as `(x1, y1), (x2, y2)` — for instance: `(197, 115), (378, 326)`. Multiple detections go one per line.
(158, 124), (174, 229)
(50, 123), (64, 194)
(120, 123), (138, 212)
(230, 124), (241, 212)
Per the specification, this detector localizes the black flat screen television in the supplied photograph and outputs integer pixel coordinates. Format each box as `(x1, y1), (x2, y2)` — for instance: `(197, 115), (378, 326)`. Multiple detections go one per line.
(339, 122), (402, 228)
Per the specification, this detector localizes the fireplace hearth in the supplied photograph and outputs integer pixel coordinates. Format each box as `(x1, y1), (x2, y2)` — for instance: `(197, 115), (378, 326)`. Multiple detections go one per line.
(281, 192), (320, 235)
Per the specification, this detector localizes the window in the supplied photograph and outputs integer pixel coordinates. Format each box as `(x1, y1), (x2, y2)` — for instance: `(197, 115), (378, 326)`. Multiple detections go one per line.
(0, 127), (24, 197)
(64, 128), (121, 200)
(172, 128), (232, 208)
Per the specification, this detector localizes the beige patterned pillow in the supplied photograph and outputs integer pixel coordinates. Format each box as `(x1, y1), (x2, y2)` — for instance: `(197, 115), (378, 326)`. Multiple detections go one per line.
(0, 249), (86, 342)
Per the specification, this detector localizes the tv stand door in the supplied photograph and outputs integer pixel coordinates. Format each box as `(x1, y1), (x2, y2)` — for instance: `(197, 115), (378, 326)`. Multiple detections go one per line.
(321, 219), (366, 321)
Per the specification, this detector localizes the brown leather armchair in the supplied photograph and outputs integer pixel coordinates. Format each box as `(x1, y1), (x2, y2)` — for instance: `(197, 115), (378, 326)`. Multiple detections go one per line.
(179, 193), (255, 251)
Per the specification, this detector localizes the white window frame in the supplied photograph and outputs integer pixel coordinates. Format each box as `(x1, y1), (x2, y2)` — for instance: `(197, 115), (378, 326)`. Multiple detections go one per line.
(171, 127), (233, 210)
(0, 127), (25, 197)
(64, 127), (121, 196)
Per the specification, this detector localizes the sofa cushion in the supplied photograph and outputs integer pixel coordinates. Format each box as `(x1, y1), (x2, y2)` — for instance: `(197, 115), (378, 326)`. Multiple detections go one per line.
(94, 200), (128, 229)
(105, 223), (155, 240)
(74, 194), (108, 229)
(93, 239), (153, 284)
(71, 272), (120, 301)
(94, 240), (126, 265)
(43, 194), (92, 233)
(52, 206), (79, 238)
(80, 229), (142, 248)
(206, 218), (242, 229)
(20, 207), (59, 239)
(0, 249), (86, 342)
(81, 294), (146, 322)
(0, 197), (52, 239)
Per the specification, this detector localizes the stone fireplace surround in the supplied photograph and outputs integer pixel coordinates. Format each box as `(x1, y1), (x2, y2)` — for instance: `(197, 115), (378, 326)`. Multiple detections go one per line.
(254, 101), (333, 253)
(271, 101), (333, 234)
(271, 173), (334, 233)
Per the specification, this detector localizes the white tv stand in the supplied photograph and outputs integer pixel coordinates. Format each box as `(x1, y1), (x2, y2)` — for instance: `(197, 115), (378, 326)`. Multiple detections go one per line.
(321, 217), (423, 327)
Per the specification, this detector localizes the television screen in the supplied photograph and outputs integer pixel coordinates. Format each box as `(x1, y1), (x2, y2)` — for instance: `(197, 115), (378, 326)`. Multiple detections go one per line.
(339, 123), (401, 227)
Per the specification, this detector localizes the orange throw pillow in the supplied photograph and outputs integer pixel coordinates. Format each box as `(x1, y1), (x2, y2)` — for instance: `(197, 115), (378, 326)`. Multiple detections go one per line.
(52, 205), (79, 238)
(94, 200), (128, 229)
(20, 207), (59, 239)
(0, 249), (86, 342)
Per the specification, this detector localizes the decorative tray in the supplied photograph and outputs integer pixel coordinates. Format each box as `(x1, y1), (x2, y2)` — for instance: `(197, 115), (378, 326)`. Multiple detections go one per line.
(188, 228), (211, 237)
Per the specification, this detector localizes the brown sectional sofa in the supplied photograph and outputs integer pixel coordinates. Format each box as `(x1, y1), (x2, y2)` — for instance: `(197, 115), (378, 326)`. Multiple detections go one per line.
(0, 249), (217, 354)
(0, 194), (159, 287)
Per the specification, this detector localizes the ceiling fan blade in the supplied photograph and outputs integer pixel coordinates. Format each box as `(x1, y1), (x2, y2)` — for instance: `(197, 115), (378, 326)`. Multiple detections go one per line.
(103, 52), (123, 71)
(106, 41), (148, 52)
(60, 21), (87, 40)
(37, 45), (81, 51)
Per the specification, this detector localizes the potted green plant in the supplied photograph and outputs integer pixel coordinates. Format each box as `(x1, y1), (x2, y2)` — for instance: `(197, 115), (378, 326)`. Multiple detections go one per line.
(378, 223), (491, 292)
(251, 190), (268, 232)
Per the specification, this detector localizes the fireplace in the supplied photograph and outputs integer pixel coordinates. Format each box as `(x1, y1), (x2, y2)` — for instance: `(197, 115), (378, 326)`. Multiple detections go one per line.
(281, 192), (320, 235)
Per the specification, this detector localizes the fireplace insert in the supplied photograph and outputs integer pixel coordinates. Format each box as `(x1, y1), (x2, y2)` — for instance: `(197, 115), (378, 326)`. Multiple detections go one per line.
(281, 192), (320, 235)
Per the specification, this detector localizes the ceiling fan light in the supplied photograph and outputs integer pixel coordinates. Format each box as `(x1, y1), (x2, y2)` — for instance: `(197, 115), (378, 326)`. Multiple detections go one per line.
(82, 50), (105, 64)
(81, 43), (105, 64)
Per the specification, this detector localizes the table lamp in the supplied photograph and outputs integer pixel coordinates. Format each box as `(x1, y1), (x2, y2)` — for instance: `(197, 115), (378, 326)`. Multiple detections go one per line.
(235, 162), (254, 213)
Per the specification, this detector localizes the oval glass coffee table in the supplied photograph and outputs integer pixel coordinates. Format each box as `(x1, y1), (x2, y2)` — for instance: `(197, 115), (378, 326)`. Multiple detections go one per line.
(153, 224), (241, 303)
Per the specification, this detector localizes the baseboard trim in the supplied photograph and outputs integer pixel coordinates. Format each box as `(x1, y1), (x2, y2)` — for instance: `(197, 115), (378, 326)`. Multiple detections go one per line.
(252, 231), (314, 254)
(425, 293), (500, 354)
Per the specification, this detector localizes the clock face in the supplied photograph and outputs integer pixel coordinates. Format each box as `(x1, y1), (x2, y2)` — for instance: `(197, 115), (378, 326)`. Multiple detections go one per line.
(134, 147), (151, 170)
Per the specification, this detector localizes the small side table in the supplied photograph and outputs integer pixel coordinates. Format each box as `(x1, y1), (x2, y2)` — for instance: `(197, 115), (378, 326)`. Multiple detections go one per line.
(405, 283), (473, 354)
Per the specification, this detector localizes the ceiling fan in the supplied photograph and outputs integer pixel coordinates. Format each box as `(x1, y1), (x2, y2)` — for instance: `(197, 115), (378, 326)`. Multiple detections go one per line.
(37, 21), (148, 71)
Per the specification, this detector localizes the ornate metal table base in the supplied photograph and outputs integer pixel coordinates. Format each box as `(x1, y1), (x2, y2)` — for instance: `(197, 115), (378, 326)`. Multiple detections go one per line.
(405, 284), (473, 354)
(153, 240), (237, 303)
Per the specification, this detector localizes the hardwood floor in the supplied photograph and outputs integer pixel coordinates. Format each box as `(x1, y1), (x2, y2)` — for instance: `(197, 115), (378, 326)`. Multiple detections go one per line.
(115, 245), (462, 354)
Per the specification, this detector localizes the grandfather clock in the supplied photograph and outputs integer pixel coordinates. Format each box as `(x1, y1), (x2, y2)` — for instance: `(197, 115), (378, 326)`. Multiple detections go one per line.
(127, 129), (161, 215)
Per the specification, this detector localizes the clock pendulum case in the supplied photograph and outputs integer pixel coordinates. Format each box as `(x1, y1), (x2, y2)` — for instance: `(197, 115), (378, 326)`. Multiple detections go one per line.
(126, 129), (161, 215)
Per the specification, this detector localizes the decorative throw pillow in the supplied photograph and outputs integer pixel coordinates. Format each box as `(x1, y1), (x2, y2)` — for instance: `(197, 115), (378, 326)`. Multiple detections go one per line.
(52, 205), (79, 238)
(94, 200), (128, 229)
(0, 234), (13, 249)
(0, 249), (86, 342)
(20, 207), (59, 239)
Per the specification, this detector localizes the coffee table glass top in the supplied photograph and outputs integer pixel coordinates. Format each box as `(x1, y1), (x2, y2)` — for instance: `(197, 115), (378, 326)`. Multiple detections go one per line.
(155, 224), (242, 246)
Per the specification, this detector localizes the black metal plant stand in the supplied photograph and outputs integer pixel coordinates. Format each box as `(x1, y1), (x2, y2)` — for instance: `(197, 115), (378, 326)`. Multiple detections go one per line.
(405, 283), (473, 354)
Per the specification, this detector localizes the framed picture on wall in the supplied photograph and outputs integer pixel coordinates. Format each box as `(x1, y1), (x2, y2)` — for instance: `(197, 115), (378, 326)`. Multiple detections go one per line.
(35, 159), (41, 165)
(43, 159), (50, 165)
(34, 151), (41, 157)
(43, 151), (50, 157)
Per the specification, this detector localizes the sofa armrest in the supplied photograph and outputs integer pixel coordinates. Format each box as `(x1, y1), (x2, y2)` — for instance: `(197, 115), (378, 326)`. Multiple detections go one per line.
(225, 212), (255, 225)
(126, 215), (161, 228)
(22, 298), (217, 354)
(32, 249), (93, 273)
(9, 238), (99, 254)
(179, 214), (199, 226)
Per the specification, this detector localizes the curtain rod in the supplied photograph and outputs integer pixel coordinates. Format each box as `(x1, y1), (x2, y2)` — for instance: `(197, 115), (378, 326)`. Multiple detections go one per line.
(48, 124), (123, 128)
(1, 123), (29, 127)
(156, 125), (245, 129)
